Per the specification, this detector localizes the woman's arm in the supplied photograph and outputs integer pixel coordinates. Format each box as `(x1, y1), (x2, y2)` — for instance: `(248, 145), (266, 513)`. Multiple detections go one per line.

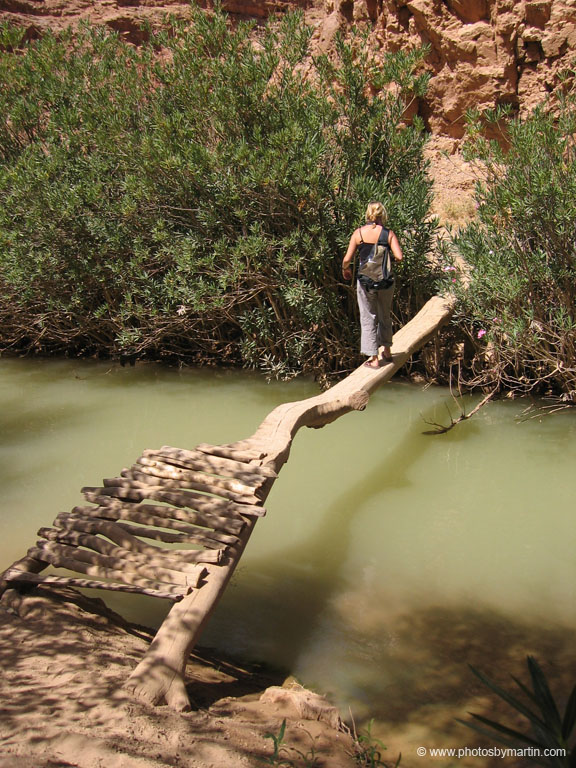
(389, 230), (403, 262)
(342, 230), (361, 279)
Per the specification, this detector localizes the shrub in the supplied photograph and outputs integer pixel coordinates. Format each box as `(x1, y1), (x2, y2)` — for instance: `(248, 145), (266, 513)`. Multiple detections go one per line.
(445, 83), (576, 399)
(0, 7), (437, 378)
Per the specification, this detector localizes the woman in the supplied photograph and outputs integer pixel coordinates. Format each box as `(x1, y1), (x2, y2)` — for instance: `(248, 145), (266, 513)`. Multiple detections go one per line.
(341, 201), (403, 369)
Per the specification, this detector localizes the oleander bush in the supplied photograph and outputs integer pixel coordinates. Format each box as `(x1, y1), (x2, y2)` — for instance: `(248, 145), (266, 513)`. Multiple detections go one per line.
(0, 6), (437, 379)
(444, 81), (576, 400)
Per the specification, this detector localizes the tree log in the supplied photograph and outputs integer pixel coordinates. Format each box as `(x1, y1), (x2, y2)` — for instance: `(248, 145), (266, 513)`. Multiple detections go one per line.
(125, 295), (454, 709)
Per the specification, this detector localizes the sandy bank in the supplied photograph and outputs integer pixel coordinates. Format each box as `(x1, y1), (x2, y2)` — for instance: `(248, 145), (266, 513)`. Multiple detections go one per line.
(0, 586), (358, 768)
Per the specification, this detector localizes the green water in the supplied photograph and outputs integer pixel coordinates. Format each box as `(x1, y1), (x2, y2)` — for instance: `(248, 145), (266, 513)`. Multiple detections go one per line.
(1, 359), (575, 763)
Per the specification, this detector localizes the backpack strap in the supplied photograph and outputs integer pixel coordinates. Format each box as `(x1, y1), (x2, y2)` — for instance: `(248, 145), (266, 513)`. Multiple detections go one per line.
(377, 226), (389, 246)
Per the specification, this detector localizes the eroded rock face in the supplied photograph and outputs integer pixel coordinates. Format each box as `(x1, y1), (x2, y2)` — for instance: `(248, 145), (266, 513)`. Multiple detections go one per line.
(0, 0), (574, 137)
(314, 0), (576, 137)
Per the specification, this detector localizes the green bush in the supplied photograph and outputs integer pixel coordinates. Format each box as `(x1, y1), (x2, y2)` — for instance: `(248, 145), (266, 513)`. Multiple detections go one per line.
(445, 84), (576, 399)
(0, 7), (437, 378)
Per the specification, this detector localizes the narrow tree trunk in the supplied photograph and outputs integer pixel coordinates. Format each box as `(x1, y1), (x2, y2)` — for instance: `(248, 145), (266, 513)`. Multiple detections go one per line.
(125, 295), (453, 709)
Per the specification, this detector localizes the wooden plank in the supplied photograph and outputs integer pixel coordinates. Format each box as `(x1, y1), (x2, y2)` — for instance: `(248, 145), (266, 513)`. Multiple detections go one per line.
(25, 546), (194, 596)
(82, 486), (263, 516)
(72, 500), (247, 533)
(143, 447), (277, 478)
(133, 456), (268, 494)
(104, 470), (261, 505)
(37, 528), (207, 576)
(195, 442), (266, 462)
(68, 504), (236, 548)
(2, 570), (187, 601)
(51, 516), (217, 562)
(34, 541), (204, 588)
(112, 522), (225, 562)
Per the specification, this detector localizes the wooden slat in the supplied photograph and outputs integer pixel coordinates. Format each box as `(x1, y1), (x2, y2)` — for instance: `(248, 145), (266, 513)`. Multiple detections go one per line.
(133, 456), (267, 495)
(25, 546), (194, 595)
(37, 528), (207, 576)
(82, 486), (263, 515)
(73, 500), (247, 533)
(51, 516), (218, 563)
(68, 504), (236, 548)
(143, 448), (277, 479)
(104, 470), (260, 505)
(112, 522), (225, 561)
(196, 442), (266, 462)
(34, 541), (204, 588)
(3, 570), (187, 601)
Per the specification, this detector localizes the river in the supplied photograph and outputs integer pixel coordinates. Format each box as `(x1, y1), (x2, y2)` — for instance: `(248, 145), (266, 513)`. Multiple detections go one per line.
(1, 358), (575, 765)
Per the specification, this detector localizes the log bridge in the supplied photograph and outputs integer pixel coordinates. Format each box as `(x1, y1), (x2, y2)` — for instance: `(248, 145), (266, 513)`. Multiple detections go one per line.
(0, 295), (453, 710)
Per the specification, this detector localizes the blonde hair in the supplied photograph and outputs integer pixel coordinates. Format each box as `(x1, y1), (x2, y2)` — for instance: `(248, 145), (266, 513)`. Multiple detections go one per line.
(365, 201), (387, 224)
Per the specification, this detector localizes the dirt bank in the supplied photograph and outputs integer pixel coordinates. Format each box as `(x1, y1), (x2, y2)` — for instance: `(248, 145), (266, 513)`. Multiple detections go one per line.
(0, 585), (359, 768)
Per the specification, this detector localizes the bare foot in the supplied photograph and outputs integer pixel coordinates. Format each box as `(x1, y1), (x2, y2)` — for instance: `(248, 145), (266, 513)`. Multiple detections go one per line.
(380, 347), (393, 363)
(364, 356), (380, 369)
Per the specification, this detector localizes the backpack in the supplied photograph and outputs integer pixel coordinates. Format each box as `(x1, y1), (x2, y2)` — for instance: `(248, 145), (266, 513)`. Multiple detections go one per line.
(358, 226), (394, 291)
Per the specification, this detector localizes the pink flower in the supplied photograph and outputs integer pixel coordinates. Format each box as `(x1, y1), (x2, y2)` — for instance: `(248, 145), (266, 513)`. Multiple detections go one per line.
(442, 265), (456, 272)
(477, 329), (486, 339)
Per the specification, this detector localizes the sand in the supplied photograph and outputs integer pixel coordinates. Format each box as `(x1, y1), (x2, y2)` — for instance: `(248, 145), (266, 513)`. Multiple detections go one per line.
(0, 586), (358, 768)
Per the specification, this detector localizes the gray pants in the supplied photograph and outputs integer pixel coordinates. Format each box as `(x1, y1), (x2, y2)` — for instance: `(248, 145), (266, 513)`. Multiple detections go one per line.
(357, 281), (394, 355)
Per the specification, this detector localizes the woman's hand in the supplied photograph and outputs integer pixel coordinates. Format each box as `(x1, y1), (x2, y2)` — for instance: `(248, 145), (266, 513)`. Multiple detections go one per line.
(342, 265), (353, 281)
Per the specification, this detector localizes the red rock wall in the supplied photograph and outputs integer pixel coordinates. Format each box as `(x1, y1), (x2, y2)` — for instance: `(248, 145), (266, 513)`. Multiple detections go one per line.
(313, 0), (576, 137)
